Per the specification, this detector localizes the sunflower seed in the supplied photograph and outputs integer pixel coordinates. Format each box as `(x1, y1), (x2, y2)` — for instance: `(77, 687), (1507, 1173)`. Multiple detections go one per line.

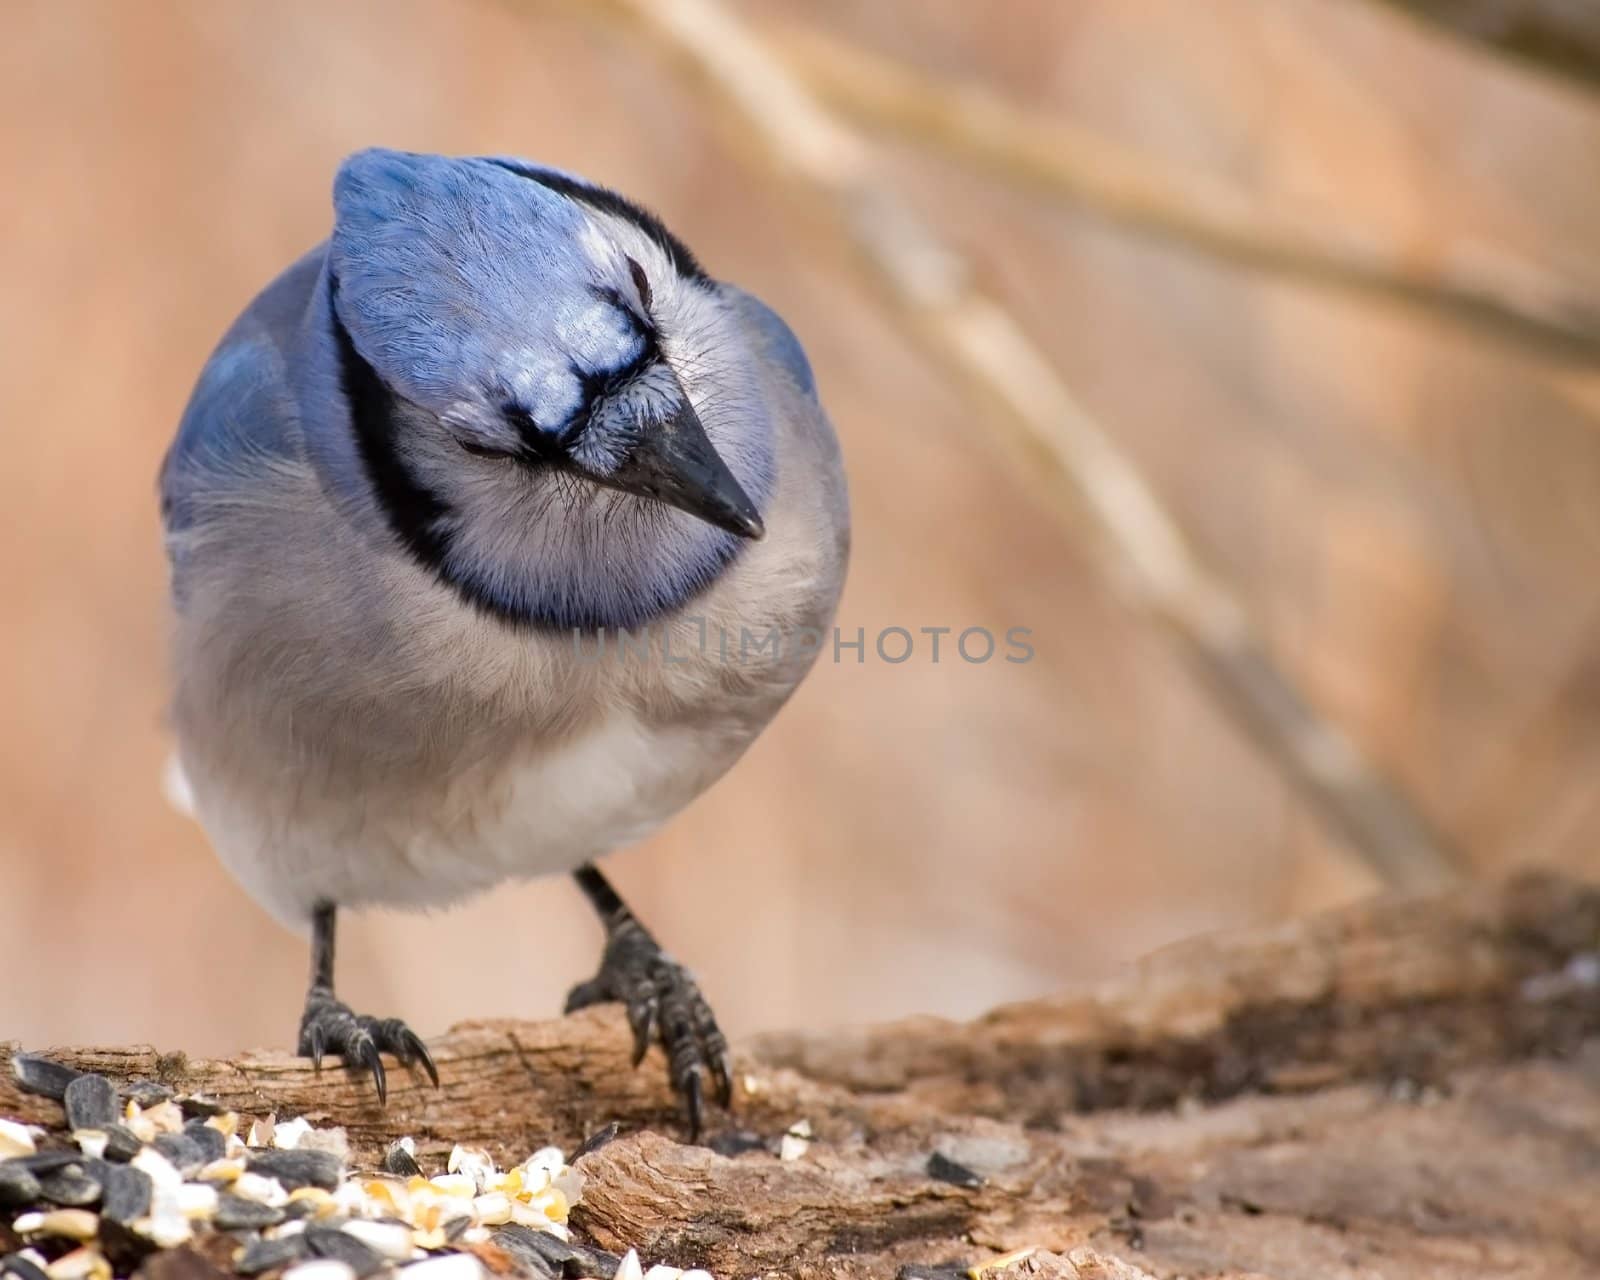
(235, 1235), (309, 1276)
(489, 1225), (564, 1277)
(100, 1126), (142, 1163)
(493, 1225), (620, 1279)
(180, 1122), (226, 1166)
(705, 1131), (765, 1158)
(572, 1124), (620, 1161)
(211, 1194), (284, 1231)
(304, 1227), (386, 1278)
(0, 1254), (50, 1280)
(62, 1077), (118, 1133)
(381, 1142), (421, 1178)
(36, 1167), (101, 1207)
(0, 1162), (42, 1206)
(247, 1150), (342, 1191)
(12, 1056), (82, 1102)
(176, 1096), (227, 1120)
(925, 1152), (984, 1190)
(121, 1082), (172, 1109)
(147, 1135), (202, 1180)
(89, 1161), (151, 1225)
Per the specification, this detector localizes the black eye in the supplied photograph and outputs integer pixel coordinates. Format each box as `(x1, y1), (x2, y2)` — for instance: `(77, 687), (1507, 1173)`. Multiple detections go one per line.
(458, 438), (515, 460)
(626, 256), (653, 310)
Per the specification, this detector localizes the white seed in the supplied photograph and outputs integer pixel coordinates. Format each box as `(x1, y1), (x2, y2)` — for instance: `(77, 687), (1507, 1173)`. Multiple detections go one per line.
(143, 1101), (185, 1135)
(197, 1158), (245, 1184)
(287, 1187), (335, 1218)
(778, 1133), (809, 1162)
(205, 1112), (239, 1138)
(72, 1129), (109, 1160)
(447, 1144), (496, 1194)
(131, 1147), (182, 1190)
(44, 1246), (110, 1280)
(232, 1172), (290, 1206)
(272, 1117), (313, 1150)
(15, 1211), (99, 1241)
(176, 1182), (219, 1219)
(341, 1219), (416, 1261)
(329, 1181), (370, 1218)
(247, 1116), (275, 1148)
(970, 1247), (1038, 1275)
(615, 1250), (645, 1280)
(522, 1147), (564, 1184)
(508, 1200), (553, 1228)
(0, 1118), (39, 1157)
(396, 1136), (417, 1156)
(472, 1191), (511, 1225)
(359, 1176), (410, 1218)
(282, 1261), (358, 1280)
(680, 1271), (715, 1280)
(299, 1125), (350, 1162)
(133, 1209), (193, 1248)
(552, 1165), (586, 1207)
(642, 1266), (682, 1280)
(428, 1172), (476, 1197)
(398, 1255), (487, 1280)
(458, 1226), (491, 1246)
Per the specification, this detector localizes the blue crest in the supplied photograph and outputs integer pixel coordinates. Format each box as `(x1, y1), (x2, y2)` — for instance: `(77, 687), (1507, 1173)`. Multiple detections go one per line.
(329, 148), (646, 436)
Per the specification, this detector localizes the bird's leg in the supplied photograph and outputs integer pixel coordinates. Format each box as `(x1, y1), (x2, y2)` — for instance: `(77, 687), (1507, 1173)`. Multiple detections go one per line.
(297, 901), (438, 1103)
(565, 864), (731, 1141)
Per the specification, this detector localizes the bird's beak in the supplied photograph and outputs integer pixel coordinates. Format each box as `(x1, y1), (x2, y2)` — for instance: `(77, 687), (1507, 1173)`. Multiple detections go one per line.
(577, 399), (765, 540)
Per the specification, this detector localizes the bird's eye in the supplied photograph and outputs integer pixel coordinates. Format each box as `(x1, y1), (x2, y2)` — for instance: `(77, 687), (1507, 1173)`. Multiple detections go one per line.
(626, 256), (653, 310)
(457, 438), (515, 461)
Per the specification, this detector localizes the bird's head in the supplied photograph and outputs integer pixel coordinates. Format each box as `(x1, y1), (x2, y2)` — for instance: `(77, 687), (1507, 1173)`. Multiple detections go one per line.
(319, 148), (777, 629)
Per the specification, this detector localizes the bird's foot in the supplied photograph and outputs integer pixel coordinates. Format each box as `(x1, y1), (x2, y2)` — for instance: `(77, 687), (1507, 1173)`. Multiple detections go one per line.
(566, 919), (731, 1141)
(297, 987), (438, 1104)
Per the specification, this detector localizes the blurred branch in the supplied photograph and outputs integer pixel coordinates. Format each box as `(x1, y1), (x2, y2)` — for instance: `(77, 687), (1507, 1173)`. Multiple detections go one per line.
(1373, 0), (1600, 93)
(564, 0), (1467, 890)
(763, 19), (1600, 358)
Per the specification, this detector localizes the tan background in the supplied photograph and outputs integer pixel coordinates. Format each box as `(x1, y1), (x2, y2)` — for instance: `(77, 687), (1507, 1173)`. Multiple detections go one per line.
(3, 1), (1598, 1057)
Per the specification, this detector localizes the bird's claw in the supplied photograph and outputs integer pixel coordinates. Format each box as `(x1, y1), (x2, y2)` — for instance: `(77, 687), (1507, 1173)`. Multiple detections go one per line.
(566, 921), (731, 1141)
(297, 991), (438, 1103)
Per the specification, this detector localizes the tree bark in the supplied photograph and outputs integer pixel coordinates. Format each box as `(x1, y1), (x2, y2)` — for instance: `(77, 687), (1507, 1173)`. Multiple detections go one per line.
(4, 873), (1597, 1278)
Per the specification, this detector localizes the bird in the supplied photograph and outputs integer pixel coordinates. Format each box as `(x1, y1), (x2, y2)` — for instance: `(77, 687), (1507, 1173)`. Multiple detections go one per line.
(159, 148), (850, 1138)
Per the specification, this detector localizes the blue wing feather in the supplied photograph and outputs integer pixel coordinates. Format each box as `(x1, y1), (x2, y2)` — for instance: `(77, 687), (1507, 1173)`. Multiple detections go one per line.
(160, 249), (323, 596)
(723, 285), (817, 401)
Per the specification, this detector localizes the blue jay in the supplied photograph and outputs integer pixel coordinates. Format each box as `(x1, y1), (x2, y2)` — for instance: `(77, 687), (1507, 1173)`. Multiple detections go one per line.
(160, 149), (849, 1137)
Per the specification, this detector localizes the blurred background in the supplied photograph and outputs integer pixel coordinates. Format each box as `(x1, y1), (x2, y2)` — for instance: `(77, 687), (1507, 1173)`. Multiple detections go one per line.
(4, 0), (1600, 1056)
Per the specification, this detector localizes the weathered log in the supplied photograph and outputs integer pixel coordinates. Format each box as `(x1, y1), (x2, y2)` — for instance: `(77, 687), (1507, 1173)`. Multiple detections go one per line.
(4, 874), (1597, 1278)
